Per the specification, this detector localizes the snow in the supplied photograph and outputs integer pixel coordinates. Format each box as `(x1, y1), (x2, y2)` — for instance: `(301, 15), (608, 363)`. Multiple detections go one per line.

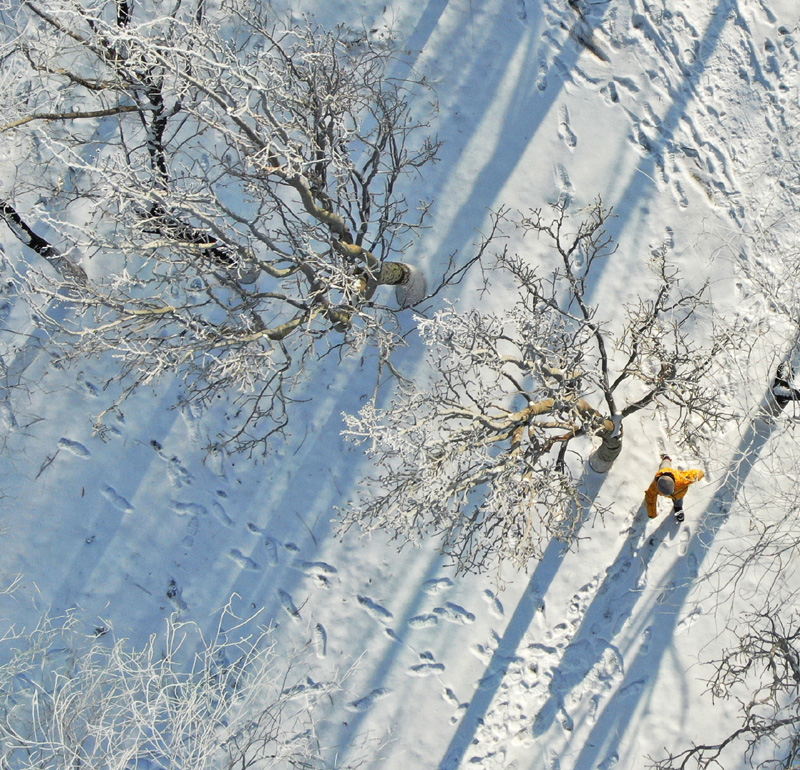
(4, 0), (800, 767)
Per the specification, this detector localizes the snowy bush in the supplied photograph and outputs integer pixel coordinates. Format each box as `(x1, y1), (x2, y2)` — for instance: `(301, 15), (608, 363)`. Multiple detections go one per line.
(0, 609), (363, 769)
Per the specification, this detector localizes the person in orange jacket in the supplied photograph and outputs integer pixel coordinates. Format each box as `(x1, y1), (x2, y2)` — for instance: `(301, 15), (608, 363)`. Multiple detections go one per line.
(645, 454), (704, 522)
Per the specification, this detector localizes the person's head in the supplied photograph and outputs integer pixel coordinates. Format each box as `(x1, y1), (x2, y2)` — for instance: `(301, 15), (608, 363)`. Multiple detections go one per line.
(657, 473), (675, 496)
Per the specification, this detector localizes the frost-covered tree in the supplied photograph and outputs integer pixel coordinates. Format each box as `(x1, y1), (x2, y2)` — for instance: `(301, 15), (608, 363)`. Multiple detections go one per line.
(654, 607), (800, 770)
(343, 201), (733, 573)
(0, 608), (371, 769)
(0, 0), (436, 450)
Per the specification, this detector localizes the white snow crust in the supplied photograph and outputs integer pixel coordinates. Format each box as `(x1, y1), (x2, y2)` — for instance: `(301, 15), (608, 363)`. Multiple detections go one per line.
(3, 0), (800, 768)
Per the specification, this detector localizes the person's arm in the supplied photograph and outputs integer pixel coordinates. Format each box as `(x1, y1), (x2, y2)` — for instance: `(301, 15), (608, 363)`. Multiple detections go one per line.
(673, 469), (704, 500)
(645, 480), (660, 518)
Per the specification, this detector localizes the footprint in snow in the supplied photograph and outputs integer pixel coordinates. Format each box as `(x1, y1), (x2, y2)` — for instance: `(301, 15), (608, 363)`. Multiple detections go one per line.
(205, 445), (226, 478)
(297, 561), (337, 588)
(672, 179), (689, 208)
(443, 687), (460, 706)
(408, 613), (439, 629)
(588, 693), (602, 725)
(263, 536), (279, 566)
(154, 450), (191, 488)
(100, 484), (134, 513)
(247, 522), (264, 534)
(229, 549), (259, 571)
(346, 688), (391, 712)
(598, 752), (620, 770)
(171, 501), (207, 517)
(408, 661), (446, 677)
(57, 438), (91, 458)
(558, 104), (577, 148)
(471, 641), (494, 663)
(297, 561), (338, 577)
(182, 515), (199, 547)
(554, 163), (572, 193)
(357, 595), (394, 623)
(552, 54), (574, 85)
(602, 80), (619, 104)
(433, 602), (475, 625)
(77, 372), (100, 397)
(663, 224), (675, 250)
(179, 399), (203, 447)
(278, 589), (301, 621)
(629, 122), (654, 155)
(596, 646), (624, 686)
(517, 0), (527, 23)
(210, 499), (234, 527)
(482, 589), (504, 618)
(537, 58), (548, 90)
(167, 457), (192, 488)
(679, 528), (690, 555)
(166, 578), (188, 611)
(640, 626), (652, 654)
(603, 558), (632, 589)
(313, 622), (327, 658)
(422, 577), (453, 595)
(615, 75), (640, 94)
(281, 678), (323, 698)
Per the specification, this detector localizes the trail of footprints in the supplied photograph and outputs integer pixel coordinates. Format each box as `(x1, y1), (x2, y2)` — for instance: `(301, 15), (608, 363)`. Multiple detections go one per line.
(74, 426), (673, 749)
(76, 428), (492, 720)
(462, 508), (704, 766)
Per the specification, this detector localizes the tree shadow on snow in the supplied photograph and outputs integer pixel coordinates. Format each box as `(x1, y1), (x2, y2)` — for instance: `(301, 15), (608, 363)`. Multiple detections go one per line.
(565, 390), (784, 770)
(439, 464), (613, 770)
(526, 512), (674, 742)
(586, 0), (749, 308)
(414, 1), (616, 287)
(438, 2), (756, 766)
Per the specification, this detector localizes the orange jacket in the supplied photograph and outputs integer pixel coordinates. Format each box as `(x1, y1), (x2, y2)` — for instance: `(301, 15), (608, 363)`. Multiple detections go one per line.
(645, 467), (704, 518)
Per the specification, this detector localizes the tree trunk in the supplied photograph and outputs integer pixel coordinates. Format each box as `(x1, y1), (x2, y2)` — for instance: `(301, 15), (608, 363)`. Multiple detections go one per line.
(589, 414), (623, 473)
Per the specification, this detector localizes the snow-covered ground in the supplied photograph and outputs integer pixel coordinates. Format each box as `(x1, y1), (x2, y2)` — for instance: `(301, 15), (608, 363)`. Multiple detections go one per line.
(3, 0), (800, 767)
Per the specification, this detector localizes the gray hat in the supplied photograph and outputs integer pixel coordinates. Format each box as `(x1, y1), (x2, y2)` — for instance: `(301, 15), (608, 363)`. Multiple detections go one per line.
(657, 474), (675, 495)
